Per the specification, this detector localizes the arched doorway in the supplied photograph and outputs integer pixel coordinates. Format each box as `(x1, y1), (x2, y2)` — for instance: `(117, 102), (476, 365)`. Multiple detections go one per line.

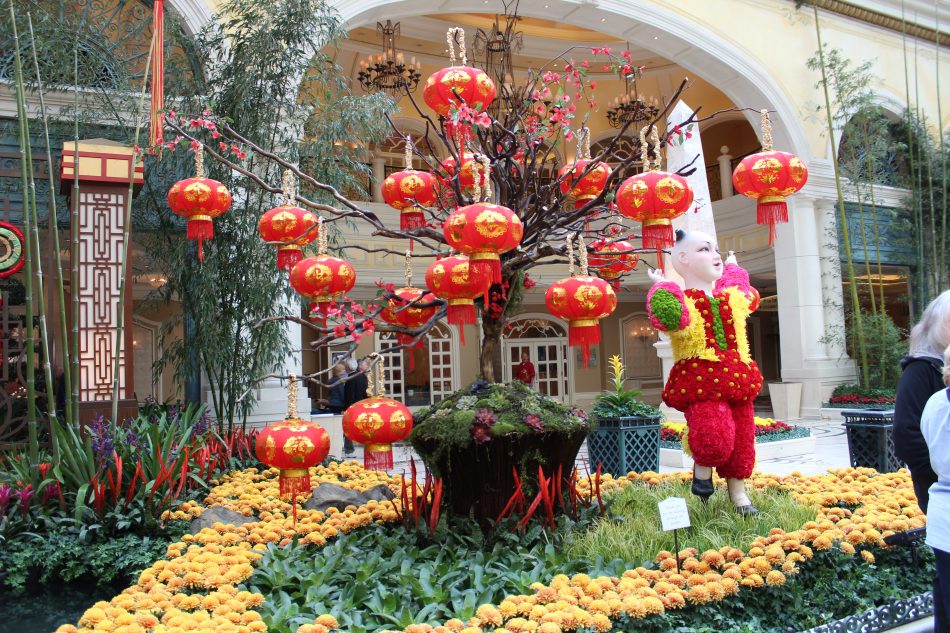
(502, 315), (571, 402)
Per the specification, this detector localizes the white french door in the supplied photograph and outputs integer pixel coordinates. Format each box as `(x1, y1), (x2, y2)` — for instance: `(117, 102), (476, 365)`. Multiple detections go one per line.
(502, 339), (571, 403)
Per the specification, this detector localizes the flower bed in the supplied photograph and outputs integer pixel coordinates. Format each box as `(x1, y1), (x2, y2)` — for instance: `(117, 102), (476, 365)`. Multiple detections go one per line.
(54, 462), (932, 633)
(825, 384), (897, 408)
(659, 417), (810, 450)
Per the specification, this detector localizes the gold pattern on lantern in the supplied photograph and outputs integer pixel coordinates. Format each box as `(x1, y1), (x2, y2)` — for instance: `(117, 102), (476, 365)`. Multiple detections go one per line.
(573, 284), (604, 310)
(442, 69), (472, 85)
(391, 410), (408, 433)
(272, 210), (298, 232)
(656, 177), (686, 204)
(474, 209), (508, 238)
(752, 157), (782, 184)
(550, 286), (567, 309)
(306, 264), (333, 285)
(263, 435), (276, 461)
(450, 263), (471, 284)
(282, 435), (316, 462)
(789, 158), (807, 183)
(400, 174), (427, 196)
(355, 412), (385, 435)
(430, 263), (446, 281)
(184, 182), (212, 202)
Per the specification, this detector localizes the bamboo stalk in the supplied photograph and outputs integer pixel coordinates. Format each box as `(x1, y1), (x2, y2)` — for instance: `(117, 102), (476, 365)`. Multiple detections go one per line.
(71, 45), (80, 427)
(937, 1), (948, 290)
(901, 1), (925, 315)
(110, 34), (155, 424)
(25, 13), (63, 459)
(913, 35), (938, 301)
(865, 138), (887, 380)
(8, 0), (39, 464)
(812, 4), (869, 386)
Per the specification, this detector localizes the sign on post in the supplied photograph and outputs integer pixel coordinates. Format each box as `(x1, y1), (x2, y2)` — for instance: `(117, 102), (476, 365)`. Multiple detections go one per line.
(658, 497), (691, 531)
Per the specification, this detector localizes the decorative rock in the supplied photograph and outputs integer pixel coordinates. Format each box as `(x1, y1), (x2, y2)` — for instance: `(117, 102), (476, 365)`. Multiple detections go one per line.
(304, 482), (366, 512)
(363, 484), (396, 502)
(188, 506), (257, 534)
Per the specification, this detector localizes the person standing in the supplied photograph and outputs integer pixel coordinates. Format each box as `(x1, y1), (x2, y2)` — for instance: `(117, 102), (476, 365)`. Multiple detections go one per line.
(514, 350), (535, 386)
(343, 358), (369, 455)
(895, 290), (950, 512)
(920, 345), (950, 633)
(326, 362), (347, 414)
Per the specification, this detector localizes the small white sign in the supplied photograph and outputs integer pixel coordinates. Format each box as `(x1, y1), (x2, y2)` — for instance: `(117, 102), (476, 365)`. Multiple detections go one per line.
(658, 497), (691, 531)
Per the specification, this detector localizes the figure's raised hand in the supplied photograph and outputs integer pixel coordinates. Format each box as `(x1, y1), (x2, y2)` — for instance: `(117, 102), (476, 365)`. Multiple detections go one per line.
(647, 267), (666, 284)
(725, 250), (738, 265)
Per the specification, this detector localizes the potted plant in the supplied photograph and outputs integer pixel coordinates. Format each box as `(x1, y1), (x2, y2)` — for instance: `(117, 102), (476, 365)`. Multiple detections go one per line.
(410, 380), (589, 527)
(588, 355), (664, 475)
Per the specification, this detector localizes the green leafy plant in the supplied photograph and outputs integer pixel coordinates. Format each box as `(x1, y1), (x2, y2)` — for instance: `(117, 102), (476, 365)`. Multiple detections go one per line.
(591, 355), (663, 420)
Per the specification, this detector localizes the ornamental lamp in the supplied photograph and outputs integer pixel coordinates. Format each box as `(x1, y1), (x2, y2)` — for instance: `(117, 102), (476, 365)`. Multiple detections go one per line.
(732, 110), (808, 246)
(439, 152), (488, 200)
(379, 252), (439, 362)
(257, 170), (319, 270)
(342, 359), (413, 471)
(289, 218), (356, 323)
(255, 375), (330, 523)
(425, 253), (485, 344)
(382, 136), (437, 232)
(588, 237), (638, 288)
(544, 235), (617, 368)
(166, 144), (232, 262)
(615, 126), (693, 252)
(423, 27), (496, 142)
(442, 156), (523, 297)
(558, 128), (612, 209)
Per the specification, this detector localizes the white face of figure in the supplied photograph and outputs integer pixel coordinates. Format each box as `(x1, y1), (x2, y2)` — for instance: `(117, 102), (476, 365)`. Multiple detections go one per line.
(672, 231), (723, 286)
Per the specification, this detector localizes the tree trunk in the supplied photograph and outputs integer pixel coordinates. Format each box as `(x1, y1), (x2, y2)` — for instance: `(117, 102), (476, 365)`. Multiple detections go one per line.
(479, 313), (504, 383)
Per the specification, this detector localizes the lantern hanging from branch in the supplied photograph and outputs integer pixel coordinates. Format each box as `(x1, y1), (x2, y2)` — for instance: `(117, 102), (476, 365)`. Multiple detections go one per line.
(588, 236), (639, 288)
(732, 110), (808, 246)
(545, 235), (617, 368)
(258, 170), (319, 270)
(289, 218), (356, 323)
(254, 375), (330, 524)
(167, 144), (232, 262)
(443, 156), (523, 296)
(558, 127), (613, 209)
(423, 27), (496, 141)
(342, 358), (413, 471)
(379, 251), (438, 368)
(615, 126), (693, 252)
(382, 136), (438, 232)
(440, 152), (487, 199)
(425, 253), (485, 344)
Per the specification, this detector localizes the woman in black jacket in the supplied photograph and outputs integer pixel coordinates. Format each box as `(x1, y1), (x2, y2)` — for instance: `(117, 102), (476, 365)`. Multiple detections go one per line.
(894, 290), (950, 513)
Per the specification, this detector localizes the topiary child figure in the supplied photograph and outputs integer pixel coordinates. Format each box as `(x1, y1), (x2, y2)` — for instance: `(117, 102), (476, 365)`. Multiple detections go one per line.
(646, 229), (764, 515)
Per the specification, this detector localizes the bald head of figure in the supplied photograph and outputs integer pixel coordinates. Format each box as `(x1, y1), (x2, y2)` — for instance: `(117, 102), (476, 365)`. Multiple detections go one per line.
(671, 229), (723, 288)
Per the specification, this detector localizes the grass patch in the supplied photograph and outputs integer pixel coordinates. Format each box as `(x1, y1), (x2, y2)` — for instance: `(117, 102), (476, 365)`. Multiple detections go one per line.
(567, 479), (817, 567)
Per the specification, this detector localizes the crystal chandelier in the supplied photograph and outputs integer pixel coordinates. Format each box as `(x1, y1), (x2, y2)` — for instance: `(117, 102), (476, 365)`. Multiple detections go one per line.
(605, 75), (659, 128)
(473, 1), (524, 117)
(356, 21), (422, 97)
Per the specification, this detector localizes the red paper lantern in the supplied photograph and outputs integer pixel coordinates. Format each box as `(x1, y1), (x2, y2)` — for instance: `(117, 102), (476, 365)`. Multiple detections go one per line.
(289, 255), (356, 321)
(342, 396), (413, 470)
(382, 170), (438, 231)
(255, 418), (330, 497)
(615, 171), (693, 250)
(425, 255), (485, 343)
(588, 238), (639, 287)
(545, 276), (617, 367)
(558, 159), (613, 209)
(732, 150), (808, 245)
(440, 153), (487, 199)
(257, 205), (319, 271)
(443, 202), (523, 296)
(167, 164), (232, 263)
(380, 286), (438, 348)
(423, 66), (496, 118)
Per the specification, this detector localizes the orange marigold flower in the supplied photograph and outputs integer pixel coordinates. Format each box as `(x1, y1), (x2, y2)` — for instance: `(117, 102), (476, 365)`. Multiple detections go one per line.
(861, 550), (876, 564)
(476, 605), (502, 627)
(591, 613), (612, 632)
(765, 570), (786, 586)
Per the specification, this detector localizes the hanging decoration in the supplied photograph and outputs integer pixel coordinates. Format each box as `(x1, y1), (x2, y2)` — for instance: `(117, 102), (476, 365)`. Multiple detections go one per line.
(425, 253), (484, 344)
(258, 170), (319, 271)
(379, 251), (438, 365)
(440, 151), (487, 199)
(254, 375), (330, 524)
(423, 28), (496, 141)
(588, 236), (638, 288)
(342, 358), (413, 471)
(732, 110), (808, 246)
(0, 222), (25, 279)
(557, 127), (612, 209)
(382, 136), (437, 233)
(443, 156), (523, 296)
(615, 126), (693, 253)
(149, 0), (164, 148)
(166, 144), (232, 262)
(545, 234), (617, 368)
(289, 217), (356, 323)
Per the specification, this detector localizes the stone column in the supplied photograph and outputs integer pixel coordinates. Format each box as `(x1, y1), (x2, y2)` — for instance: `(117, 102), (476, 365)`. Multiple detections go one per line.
(774, 194), (856, 418)
(717, 146), (734, 197)
(60, 140), (140, 423)
(371, 158), (386, 203)
(653, 334), (683, 421)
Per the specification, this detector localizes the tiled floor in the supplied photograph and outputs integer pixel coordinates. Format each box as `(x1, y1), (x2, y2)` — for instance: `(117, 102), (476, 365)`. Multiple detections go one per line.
(340, 417), (853, 479)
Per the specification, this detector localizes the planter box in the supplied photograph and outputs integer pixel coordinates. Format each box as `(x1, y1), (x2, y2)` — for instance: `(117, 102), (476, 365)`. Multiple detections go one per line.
(660, 434), (816, 468)
(768, 382), (802, 420)
(588, 416), (661, 476)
